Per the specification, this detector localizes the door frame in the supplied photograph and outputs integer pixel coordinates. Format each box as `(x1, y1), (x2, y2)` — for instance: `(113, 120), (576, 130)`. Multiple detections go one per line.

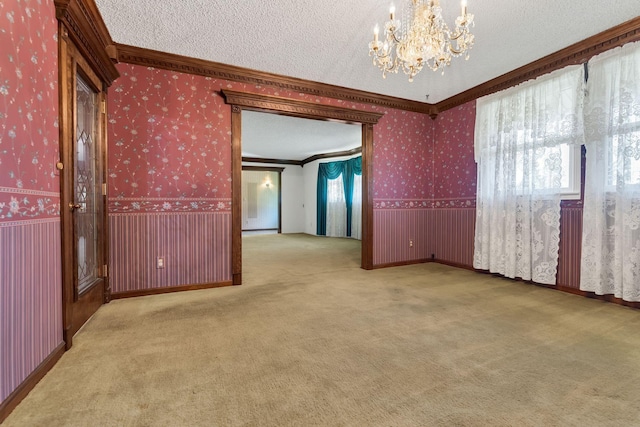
(222, 90), (383, 285)
(242, 166), (284, 233)
(57, 18), (116, 349)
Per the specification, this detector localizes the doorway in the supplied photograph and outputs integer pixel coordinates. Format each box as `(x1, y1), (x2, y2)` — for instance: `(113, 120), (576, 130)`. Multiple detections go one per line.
(223, 90), (383, 285)
(242, 166), (283, 234)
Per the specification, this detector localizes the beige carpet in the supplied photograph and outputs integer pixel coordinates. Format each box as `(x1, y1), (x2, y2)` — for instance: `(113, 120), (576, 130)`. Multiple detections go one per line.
(5, 234), (640, 426)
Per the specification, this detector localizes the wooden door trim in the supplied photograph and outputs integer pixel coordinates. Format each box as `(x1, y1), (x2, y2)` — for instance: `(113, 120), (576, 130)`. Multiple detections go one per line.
(230, 106), (242, 285)
(54, 0), (119, 86)
(223, 90), (383, 284)
(361, 123), (375, 270)
(222, 90), (384, 124)
(58, 24), (110, 349)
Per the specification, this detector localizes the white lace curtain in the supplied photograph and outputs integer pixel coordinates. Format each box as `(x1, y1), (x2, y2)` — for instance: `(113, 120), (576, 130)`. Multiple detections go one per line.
(474, 65), (585, 284)
(326, 173), (363, 240)
(351, 174), (362, 240)
(580, 41), (640, 302)
(326, 175), (347, 237)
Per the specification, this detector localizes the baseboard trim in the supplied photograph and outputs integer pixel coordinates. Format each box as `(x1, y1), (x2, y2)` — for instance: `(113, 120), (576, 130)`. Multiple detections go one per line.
(375, 258), (639, 309)
(111, 281), (233, 299)
(444, 263), (640, 310)
(372, 258), (433, 269)
(0, 342), (65, 423)
(431, 259), (478, 272)
(555, 285), (640, 309)
(372, 258), (478, 270)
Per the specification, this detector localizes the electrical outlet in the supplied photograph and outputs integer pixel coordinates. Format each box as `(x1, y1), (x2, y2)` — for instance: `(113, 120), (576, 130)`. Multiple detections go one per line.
(409, 239), (414, 247)
(157, 256), (165, 269)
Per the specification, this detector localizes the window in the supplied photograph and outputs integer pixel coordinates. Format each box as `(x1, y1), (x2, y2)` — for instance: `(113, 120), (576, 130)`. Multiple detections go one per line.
(317, 156), (362, 239)
(607, 126), (640, 188)
(474, 64), (585, 285)
(580, 40), (640, 302)
(326, 174), (347, 237)
(512, 142), (581, 199)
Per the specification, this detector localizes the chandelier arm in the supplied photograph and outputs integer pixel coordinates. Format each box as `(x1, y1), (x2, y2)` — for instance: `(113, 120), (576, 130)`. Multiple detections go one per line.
(449, 45), (464, 55)
(387, 30), (402, 45)
(449, 31), (464, 41)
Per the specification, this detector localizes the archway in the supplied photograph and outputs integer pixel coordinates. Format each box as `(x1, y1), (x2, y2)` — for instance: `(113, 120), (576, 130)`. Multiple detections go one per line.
(222, 90), (383, 285)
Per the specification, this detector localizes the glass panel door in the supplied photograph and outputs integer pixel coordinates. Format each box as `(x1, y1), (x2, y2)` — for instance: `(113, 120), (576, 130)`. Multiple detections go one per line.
(74, 74), (102, 295)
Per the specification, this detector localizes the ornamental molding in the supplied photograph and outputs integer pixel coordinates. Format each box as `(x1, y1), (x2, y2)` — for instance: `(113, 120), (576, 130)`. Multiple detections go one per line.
(222, 90), (384, 125)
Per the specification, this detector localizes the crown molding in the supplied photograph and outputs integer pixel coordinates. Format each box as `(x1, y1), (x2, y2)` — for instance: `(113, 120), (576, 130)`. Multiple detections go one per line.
(435, 16), (640, 112)
(222, 90), (384, 125)
(242, 166), (286, 173)
(242, 157), (302, 166)
(242, 146), (362, 167)
(300, 147), (362, 166)
(114, 43), (431, 114)
(242, 147), (362, 169)
(110, 17), (640, 115)
(55, 0), (120, 86)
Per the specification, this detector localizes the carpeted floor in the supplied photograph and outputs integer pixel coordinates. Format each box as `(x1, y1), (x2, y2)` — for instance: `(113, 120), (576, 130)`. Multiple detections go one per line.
(4, 234), (640, 426)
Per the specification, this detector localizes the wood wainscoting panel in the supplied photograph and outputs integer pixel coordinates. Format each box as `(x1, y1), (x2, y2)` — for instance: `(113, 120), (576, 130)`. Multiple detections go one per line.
(0, 220), (63, 406)
(556, 207), (583, 289)
(109, 212), (231, 293)
(431, 208), (476, 269)
(0, 343), (65, 423)
(373, 208), (434, 266)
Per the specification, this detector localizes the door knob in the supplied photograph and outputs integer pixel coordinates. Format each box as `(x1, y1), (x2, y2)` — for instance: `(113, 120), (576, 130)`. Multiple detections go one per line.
(69, 202), (82, 211)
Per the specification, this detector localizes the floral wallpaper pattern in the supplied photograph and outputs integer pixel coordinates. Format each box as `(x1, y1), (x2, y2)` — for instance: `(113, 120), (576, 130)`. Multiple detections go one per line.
(109, 63), (435, 211)
(0, 189), (60, 220)
(0, 0), (62, 406)
(108, 197), (230, 214)
(374, 198), (476, 209)
(0, 0), (59, 223)
(373, 109), (434, 200)
(108, 65), (233, 211)
(374, 199), (432, 209)
(433, 100), (477, 206)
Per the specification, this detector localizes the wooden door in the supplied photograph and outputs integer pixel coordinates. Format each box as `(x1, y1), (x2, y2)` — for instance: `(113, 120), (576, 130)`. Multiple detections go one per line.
(60, 37), (109, 348)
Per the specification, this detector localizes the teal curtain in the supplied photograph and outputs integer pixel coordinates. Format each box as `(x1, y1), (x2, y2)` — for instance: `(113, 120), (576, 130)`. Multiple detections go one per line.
(316, 156), (362, 236)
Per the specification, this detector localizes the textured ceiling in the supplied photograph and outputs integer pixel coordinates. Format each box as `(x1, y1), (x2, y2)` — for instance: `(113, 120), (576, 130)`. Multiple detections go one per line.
(95, 0), (639, 104)
(241, 111), (361, 161)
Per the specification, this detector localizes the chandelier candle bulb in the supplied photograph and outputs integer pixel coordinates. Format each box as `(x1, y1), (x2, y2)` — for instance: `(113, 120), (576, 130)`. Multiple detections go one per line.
(390, 4), (395, 20)
(461, 0), (467, 16)
(374, 24), (379, 42)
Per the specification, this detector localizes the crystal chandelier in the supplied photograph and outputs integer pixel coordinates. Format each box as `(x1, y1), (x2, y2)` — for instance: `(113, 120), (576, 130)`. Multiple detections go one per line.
(368, 0), (475, 82)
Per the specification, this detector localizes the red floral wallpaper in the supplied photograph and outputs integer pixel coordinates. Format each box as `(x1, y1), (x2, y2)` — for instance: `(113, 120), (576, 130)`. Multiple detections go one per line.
(373, 109), (435, 206)
(0, 0), (62, 406)
(0, 0), (60, 221)
(108, 65), (232, 213)
(433, 101), (477, 207)
(108, 63), (435, 212)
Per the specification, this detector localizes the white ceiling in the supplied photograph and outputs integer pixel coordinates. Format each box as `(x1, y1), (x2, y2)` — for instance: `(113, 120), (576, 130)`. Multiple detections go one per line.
(241, 111), (361, 161)
(95, 0), (639, 104)
(95, 1), (639, 160)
